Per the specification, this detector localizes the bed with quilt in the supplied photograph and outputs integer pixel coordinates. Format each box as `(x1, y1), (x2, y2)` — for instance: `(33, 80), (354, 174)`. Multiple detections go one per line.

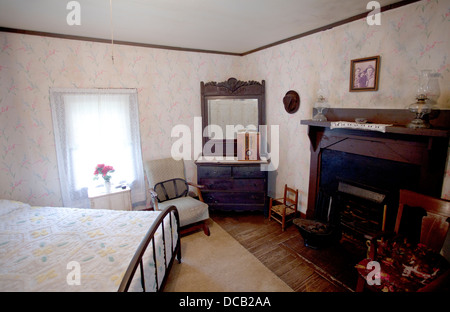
(0, 199), (180, 292)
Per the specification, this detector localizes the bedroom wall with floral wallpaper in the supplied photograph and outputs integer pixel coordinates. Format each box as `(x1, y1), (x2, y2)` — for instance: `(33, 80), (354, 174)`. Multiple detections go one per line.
(239, 0), (450, 211)
(1, 0), (449, 211)
(0, 33), (241, 206)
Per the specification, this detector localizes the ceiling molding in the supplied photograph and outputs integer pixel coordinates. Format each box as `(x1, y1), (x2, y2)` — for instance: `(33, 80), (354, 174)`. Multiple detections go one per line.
(0, 26), (242, 56)
(0, 0), (420, 57)
(242, 0), (421, 55)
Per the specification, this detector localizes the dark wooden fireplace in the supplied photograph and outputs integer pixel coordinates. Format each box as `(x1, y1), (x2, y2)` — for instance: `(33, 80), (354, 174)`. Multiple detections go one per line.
(301, 108), (449, 247)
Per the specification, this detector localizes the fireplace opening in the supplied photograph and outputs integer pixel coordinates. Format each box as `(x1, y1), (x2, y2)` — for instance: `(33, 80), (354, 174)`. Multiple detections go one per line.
(317, 149), (423, 250)
(335, 180), (388, 246)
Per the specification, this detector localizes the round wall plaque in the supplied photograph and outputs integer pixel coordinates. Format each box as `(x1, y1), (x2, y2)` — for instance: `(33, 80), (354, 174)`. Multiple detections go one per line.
(283, 90), (300, 114)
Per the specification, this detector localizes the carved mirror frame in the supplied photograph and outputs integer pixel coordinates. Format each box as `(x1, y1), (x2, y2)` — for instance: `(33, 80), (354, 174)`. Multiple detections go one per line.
(201, 77), (266, 156)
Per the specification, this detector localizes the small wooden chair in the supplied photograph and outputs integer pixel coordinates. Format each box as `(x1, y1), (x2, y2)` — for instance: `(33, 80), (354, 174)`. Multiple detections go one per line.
(269, 184), (299, 231)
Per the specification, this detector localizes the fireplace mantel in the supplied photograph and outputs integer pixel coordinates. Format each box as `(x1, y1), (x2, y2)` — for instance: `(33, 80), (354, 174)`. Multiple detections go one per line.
(301, 108), (450, 219)
(302, 120), (449, 139)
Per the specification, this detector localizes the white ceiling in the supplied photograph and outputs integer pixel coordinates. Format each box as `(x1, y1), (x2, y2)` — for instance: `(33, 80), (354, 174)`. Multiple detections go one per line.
(0, 0), (404, 55)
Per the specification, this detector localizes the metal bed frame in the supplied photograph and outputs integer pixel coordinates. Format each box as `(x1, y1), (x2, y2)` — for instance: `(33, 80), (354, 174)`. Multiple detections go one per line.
(118, 205), (181, 292)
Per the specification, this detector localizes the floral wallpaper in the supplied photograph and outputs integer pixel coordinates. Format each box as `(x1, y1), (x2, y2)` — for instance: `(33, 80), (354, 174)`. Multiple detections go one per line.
(0, 0), (449, 211)
(239, 0), (450, 210)
(0, 34), (240, 206)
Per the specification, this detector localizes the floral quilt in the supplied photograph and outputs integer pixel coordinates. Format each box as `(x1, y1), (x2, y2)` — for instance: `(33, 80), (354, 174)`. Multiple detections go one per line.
(0, 200), (177, 292)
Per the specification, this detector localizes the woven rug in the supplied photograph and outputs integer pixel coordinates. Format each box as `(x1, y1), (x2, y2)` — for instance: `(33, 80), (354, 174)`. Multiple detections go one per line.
(164, 220), (293, 292)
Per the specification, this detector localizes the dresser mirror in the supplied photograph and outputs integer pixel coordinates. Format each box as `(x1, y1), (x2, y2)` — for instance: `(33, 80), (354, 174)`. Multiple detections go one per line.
(207, 98), (259, 139)
(201, 78), (265, 156)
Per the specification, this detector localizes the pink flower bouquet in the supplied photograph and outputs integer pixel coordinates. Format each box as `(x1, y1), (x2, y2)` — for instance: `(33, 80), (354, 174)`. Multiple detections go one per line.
(93, 164), (115, 182)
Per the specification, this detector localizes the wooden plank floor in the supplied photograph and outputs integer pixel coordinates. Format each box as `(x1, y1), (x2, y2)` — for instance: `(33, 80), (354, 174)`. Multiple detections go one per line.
(210, 211), (352, 292)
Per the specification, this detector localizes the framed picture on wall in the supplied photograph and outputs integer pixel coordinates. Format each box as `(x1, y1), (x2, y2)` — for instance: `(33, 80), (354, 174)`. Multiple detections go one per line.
(349, 56), (380, 92)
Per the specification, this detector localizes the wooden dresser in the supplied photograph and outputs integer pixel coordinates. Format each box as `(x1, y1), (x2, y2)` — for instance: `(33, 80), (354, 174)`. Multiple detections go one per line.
(196, 158), (269, 215)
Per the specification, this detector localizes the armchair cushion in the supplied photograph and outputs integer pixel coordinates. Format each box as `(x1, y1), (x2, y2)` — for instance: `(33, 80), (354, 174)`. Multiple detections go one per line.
(145, 158), (210, 231)
(158, 196), (209, 228)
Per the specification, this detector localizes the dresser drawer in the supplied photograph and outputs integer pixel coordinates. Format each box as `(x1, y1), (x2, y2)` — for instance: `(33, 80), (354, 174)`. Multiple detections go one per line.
(207, 203), (266, 212)
(200, 178), (266, 192)
(232, 166), (266, 178)
(203, 191), (266, 205)
(196, 162), (268, 214)
(198, 165), (231, 178)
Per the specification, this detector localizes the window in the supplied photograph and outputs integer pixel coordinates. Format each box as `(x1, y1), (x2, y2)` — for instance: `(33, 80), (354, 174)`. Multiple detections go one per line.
(50, 88), (145, 208)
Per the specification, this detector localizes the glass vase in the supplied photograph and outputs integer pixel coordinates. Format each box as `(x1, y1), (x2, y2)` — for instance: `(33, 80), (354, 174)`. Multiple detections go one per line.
(104, 180), (112, 193)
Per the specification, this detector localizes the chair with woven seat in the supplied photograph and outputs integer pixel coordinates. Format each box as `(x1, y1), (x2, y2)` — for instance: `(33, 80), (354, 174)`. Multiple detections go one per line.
(355, 189), (450, 292)
(144, 157), (210, 236)
(269, 184), (299, 231)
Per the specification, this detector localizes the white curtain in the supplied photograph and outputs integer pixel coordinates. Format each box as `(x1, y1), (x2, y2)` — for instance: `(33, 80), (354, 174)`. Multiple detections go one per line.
(50, 88), (145, 208)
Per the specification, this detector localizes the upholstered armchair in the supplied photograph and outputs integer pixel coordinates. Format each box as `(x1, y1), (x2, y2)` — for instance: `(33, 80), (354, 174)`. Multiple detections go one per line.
(144, 158), (210, 236)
